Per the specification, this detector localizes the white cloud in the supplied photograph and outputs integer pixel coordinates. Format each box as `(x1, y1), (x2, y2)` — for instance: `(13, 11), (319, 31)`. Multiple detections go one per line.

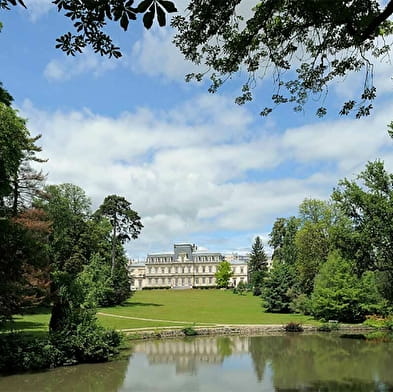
(20, 95), (393, 257)
(24, 0), (53, 21)
(44, 50), (121, 81)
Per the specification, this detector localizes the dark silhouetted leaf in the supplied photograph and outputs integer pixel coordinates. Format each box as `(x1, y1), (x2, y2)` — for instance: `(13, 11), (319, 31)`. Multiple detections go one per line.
(157, 4), (166, 26)
(143, 7), (155, 29)
(158, 0), (177, 13)
(136, 0), (153, 13)
(120, 13), (129, 30)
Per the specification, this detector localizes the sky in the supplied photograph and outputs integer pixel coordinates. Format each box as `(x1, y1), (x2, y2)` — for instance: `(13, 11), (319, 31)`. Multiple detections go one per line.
(1, 1), (393, 259)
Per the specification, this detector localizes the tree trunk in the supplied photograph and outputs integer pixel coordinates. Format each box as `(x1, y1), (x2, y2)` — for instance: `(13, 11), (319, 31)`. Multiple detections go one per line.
(111, 215), (117, 277)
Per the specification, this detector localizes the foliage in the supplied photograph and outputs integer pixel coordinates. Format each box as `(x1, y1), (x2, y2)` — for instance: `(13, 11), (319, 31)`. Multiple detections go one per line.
(1, 0), (177, 58)
(311, 252), (385, 323)
(284, 322), (304, 332)
(0, 324), (121, 373)
(289, 293), (312, 315)
(173, 0), (393, 117)
(215, 260), (233, 288)
(182, 326), (198, 336)
(294, 199), (336, 295)
(332, 160), (393, 303)
(95, 194), (143, 276)
(233, 280), (247, 295)
(0, 81), (13, 106)
(248, 236), (268, 295)
(317, 322), (340, 332)
(269, 216), (299, 264)
(263, 260), (295, 313)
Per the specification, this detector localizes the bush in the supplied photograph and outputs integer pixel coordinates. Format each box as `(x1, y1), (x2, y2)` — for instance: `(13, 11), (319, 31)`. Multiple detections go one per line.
(0, 324), (122, 373)
(284, 322), (304, 332)
(317, 322), (340, 332)
(182, 327), (198, 336)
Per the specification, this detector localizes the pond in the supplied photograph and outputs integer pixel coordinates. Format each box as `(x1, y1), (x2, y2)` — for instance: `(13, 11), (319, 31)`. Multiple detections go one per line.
(1, 333), (393, 391)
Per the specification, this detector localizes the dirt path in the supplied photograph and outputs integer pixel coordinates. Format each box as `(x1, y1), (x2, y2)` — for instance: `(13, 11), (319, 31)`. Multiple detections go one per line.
(97, 312), (219, 326)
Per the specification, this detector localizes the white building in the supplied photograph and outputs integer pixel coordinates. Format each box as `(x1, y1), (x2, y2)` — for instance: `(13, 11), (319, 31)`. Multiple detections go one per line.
(129, 243), (249, 290)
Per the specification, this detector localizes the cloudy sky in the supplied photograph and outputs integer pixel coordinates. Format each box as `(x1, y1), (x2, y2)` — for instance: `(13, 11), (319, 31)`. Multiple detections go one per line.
(1, 1), (393, 258)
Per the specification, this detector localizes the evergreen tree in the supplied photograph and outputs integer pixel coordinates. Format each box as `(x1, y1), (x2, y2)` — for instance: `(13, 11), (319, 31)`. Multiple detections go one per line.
(248, 236), (268, 296)
(263, 261), (295, 313)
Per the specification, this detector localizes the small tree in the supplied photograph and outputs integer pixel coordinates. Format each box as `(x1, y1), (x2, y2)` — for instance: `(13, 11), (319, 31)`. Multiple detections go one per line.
(215, 260), (233, 288)
(248, 236), (268, 296)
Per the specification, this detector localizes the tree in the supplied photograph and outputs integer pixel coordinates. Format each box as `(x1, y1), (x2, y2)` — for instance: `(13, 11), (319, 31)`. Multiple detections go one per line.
(311, 252), (384, 323)
(248, 236), (268, 296)
(262, 260), (295, 313)
(294, 199), (336, 296)
(5, 1), (393, 117)
(173, 0), (393, 117)
(332, 160), (393, 304)
(269, 216), (299, 264)
(215, 260), (233, 288)
(95, 195), (143, 276)
(2, 0), (177, 58)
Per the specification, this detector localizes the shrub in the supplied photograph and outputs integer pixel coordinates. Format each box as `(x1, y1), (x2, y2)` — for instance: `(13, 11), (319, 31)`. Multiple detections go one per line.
(317, 322), (340, 332)
(0, 324), (122, 373)
(182, 327), (198, 336)
(284, 322), (304, 332)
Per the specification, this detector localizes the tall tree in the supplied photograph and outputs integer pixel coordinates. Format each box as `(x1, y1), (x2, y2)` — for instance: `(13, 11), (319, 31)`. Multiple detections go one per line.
(95, 195), (143, 276)
(269, 216), (299, 264)
(248, 236), (268, 295)
(294, 199), (336, 295)
(332, 160), (393, 303)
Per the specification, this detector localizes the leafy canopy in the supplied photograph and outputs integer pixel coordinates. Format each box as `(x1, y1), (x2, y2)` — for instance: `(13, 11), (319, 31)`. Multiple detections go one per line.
(172, 0), (393, 118)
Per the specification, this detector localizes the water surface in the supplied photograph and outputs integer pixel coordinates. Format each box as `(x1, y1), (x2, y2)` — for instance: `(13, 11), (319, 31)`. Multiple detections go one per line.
(1, 333), (393, 391)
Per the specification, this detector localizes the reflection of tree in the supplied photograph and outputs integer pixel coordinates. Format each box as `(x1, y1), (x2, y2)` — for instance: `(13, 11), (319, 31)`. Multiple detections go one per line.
(0, 356), (130, 392)
(250, 334), (393, 391)
(216, 337), (233, 358)
(248, 336), (267, 382)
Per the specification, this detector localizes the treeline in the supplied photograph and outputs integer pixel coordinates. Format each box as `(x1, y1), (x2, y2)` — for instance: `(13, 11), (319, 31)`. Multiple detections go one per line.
(249, 160), (393, 323)
(0, 84), (142, 371)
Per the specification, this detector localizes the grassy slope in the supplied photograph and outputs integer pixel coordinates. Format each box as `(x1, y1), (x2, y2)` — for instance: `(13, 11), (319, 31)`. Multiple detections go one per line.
(3, 289), (318, 333)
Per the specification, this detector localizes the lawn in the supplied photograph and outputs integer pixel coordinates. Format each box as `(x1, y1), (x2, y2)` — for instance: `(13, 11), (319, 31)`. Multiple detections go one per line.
(3, 289), (319, 333)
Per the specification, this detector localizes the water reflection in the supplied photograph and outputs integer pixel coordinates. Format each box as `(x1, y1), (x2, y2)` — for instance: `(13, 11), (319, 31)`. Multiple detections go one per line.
(1, 334), (393, 391)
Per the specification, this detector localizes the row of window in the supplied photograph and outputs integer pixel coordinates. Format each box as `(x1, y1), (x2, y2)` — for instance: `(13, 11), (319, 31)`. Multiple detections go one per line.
(148, 277), (215, 286)
(147, 255), (221, 263)
(146, 266), (245, 274)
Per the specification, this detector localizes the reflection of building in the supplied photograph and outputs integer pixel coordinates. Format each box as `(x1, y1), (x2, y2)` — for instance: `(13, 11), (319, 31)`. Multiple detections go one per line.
(134, 336), (250, 374)
(129, 243), (249, 290)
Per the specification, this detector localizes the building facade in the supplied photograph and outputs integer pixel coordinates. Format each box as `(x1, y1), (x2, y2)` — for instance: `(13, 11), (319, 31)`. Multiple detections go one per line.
(129, 243), (249, 290)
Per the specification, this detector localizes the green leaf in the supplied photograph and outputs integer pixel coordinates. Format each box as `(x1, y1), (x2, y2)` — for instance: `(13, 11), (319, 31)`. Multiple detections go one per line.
(143, 7), (155, 29)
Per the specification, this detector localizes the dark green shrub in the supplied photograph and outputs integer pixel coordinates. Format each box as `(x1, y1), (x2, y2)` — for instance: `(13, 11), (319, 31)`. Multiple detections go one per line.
(182, 327), (198, 336)
(284, 322), (304, 332)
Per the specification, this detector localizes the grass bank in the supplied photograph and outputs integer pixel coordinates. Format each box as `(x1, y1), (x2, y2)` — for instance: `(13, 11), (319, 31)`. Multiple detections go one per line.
(3, 289), (319, 333)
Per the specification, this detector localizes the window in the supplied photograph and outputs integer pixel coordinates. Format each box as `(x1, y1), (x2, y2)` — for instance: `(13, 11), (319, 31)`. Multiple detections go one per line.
(202, 266), (205, 273)
(209, 266), (212, 273)
(240, 267), (244, 274)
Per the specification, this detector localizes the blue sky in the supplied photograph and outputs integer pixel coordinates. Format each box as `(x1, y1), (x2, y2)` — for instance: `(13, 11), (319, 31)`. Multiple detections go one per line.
(1, 1), (393, 259)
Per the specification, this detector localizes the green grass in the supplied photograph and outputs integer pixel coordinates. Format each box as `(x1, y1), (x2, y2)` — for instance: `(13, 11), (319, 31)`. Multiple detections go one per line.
(97, 289), (318, 329)
(2, 289), (320, 333)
